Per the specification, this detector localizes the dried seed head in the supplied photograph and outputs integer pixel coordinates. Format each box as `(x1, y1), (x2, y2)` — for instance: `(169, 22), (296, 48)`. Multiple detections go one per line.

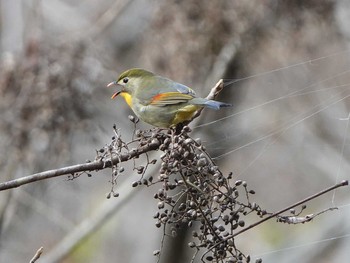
(182, 126), (191, 133)
(128, 115), (135, 122)
(184, 138), (193, 145)
(197, 158), (207, 167)
(134, 129), (142, 137)
(155, 221), (161, 228)
(235, 180), (242, 186)
(153, 212), (160, 219)
(105, 126), (261, 262)
(206, 256), (214, 261)
(183, 151), (190, 158)
(238, 220), (245, 227)
(128, 115), (139, 123)
(136, 166), (144, 174)
(218, 225), (225, 232)
(178, 203), (186, 211)
(188, 242), (196, 248)
(164, 138), (171, 145)
(150, 138), (160, 148)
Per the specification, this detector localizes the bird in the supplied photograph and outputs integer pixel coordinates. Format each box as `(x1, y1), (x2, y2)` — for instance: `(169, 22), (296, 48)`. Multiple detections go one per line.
(107, 68), (231, 128)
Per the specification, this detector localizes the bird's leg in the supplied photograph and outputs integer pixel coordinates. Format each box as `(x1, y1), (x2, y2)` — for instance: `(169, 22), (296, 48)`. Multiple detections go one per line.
(170, 127), (176, 148)
(174, 123), (184, 135)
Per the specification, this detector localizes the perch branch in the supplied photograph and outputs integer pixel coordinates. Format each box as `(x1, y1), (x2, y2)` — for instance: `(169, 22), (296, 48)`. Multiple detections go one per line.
(184, 79), (225, 125)
(0, 142), (160, 191)
(208, 180), (349, 252)
(29, 247), (44, 263)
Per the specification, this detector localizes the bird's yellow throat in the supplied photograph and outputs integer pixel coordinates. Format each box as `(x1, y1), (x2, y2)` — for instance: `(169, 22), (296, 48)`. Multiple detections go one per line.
(120, 92), (133, 108)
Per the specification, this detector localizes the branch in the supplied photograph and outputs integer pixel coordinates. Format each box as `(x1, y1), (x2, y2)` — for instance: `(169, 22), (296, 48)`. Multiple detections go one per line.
(231, 180), (348, 238)
(29, 247), (44, 263)
(184, 79), (225, 125)
(209, 180), (349, 252)
(0, 141), (160, 191)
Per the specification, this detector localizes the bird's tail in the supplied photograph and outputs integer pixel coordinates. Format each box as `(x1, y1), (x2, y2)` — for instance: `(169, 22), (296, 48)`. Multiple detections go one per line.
(191, 98), (232, 110)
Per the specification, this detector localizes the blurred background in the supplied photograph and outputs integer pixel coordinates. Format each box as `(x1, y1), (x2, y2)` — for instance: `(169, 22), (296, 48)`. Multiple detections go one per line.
(0, 0), (350, 262)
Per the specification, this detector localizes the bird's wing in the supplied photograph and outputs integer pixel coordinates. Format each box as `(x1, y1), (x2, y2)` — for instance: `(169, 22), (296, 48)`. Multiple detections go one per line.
(149, 92), (194, 106)
(172, 82), (196, 96)
(137, 76), (196, 106)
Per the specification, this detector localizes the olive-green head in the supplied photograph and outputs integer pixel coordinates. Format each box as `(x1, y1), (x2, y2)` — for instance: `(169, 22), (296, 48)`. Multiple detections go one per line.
(108, 68), (155, 98)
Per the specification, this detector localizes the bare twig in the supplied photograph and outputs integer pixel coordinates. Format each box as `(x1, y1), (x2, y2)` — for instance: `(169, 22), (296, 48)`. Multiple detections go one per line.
(209, 180), (349, 252)
(0, 141), (160, 191)
(277, 207), (338, 224)
(29, 247), (43, 263)
(184, 79), (225, 125)
(205, 79), (226, 100)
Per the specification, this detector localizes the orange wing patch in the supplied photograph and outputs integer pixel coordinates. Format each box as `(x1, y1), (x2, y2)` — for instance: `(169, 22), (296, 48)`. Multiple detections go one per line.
(150, 92), (193, 106)
(152, 93), (168, 101)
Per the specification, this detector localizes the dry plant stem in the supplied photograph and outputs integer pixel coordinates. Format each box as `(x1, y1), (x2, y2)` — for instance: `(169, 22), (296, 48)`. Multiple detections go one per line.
(184, 79), (225, 125)
(210, 180), (349, 251)
(180, 171), (221, 241)
(0, 142), (160, 191)
(29, 247), (44, 263)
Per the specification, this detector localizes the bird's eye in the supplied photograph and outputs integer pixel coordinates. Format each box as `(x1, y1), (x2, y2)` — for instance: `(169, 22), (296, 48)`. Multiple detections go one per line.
(123, 77), (129, 84)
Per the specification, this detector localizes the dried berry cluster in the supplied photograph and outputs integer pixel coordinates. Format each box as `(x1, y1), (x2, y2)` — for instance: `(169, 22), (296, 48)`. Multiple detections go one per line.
(150, 127), (263, 263)
(98, 118), (263, 263)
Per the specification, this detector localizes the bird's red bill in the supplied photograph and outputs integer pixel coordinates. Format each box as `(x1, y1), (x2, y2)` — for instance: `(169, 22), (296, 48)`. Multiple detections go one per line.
(107, 81), (121, 99)
(111, 91), (121, 99)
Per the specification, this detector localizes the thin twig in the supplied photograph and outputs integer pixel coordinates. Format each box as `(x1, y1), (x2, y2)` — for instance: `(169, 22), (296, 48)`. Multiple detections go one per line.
(209, 180), (348, 251)
(277, 207), (338, 224)
(29, 247), (43, 263)
(0, 141), (160, 191)
(184, 79), (225, 125)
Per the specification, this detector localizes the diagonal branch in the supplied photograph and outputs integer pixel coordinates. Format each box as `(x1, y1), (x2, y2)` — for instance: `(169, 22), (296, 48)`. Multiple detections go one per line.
(229, 180), (349, 238)
(185, 79), (225, 124)
(206, 180), (349, 254)
(0, 141), (160, 191)
(29, 247), (44, 263)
